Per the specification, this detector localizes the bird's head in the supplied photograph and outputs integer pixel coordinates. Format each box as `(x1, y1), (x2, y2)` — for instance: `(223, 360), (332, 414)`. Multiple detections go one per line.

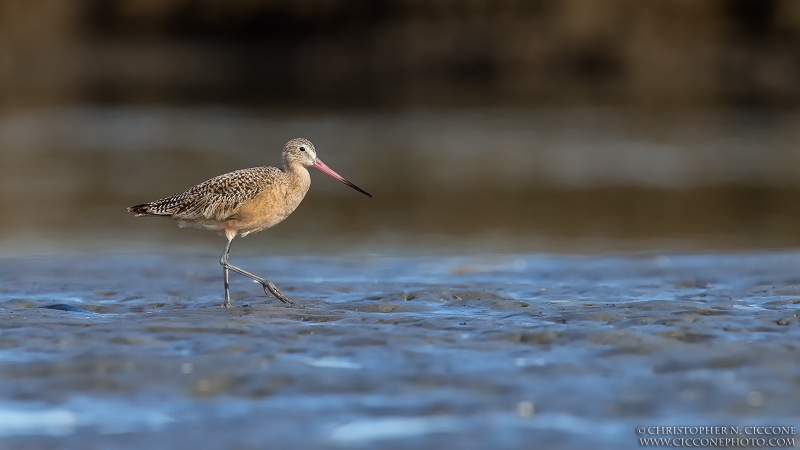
(281, 137), (373, 198)
(282, 137), (317, 168)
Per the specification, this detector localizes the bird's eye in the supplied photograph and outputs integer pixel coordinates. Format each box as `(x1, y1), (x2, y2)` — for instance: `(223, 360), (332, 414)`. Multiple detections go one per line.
(299, 146), (306, 152)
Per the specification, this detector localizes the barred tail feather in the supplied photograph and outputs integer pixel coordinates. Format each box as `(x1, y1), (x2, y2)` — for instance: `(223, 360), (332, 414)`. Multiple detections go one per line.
(128, 203), (165, 216)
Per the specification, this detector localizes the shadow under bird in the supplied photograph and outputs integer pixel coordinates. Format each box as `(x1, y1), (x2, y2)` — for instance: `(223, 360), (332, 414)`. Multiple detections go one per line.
(127, 138), (372, 308)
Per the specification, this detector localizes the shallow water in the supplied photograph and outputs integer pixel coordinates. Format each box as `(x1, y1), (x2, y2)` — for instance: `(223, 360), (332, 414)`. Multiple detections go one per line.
(1, 252), (799, 449)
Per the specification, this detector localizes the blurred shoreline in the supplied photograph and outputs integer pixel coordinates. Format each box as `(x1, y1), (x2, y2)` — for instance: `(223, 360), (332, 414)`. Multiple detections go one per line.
(2, 106), (800, 256)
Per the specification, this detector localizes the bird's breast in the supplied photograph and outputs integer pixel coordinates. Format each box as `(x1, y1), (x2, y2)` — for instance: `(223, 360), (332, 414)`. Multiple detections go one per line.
(224, 169), (311, 236)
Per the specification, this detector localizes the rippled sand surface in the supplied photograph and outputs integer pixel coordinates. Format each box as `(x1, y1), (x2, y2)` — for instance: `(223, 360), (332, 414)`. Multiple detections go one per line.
(1, 253), (799, 449)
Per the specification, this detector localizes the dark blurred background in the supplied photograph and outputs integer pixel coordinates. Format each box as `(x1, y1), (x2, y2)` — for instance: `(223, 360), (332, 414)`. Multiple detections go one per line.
(2, 0), (800, 255)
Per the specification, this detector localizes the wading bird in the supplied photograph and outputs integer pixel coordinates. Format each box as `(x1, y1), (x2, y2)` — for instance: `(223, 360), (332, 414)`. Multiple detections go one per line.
(128, 138), (372, 308)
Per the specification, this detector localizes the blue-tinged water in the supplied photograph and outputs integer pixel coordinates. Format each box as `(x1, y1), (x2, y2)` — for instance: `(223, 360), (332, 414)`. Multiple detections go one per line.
(0, 253), (799, 449)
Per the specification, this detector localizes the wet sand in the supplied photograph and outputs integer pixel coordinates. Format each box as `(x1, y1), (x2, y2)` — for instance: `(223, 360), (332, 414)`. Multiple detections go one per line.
(1, 253), (800, 449)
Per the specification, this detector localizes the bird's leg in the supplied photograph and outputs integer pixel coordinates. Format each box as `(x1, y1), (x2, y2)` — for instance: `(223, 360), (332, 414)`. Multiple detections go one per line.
(223, 267), (231, 308)
(225, 263), (293, 304)
(220, 238), (233, 308)
(219, 237), (293, 305)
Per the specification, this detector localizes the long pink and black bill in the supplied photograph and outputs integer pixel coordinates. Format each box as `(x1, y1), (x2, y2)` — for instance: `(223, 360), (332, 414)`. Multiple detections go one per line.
(313, 159), (373, 198)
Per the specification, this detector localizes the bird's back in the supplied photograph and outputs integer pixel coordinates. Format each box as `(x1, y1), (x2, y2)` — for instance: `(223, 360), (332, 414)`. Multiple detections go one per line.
(128, 166), (282, 223)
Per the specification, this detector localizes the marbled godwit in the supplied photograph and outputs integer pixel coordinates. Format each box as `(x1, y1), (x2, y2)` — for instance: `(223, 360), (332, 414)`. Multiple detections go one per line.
(127, 138), (372, 308)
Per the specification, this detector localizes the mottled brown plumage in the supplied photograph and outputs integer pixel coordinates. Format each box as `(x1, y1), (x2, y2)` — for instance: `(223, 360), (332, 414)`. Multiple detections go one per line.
(128, 138), (372, 308)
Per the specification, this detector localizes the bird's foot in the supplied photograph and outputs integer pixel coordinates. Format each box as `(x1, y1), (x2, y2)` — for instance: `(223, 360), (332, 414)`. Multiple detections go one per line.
(221, 297), (232, 309)
(263, 281), (293, 304)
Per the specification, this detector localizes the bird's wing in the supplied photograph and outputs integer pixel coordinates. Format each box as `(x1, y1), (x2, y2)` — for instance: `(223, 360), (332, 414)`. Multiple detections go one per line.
(135, 166), (280, 222)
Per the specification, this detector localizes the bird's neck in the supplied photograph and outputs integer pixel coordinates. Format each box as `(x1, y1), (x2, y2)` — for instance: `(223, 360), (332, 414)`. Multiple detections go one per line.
(283, 160), (306, 174)
(283, 162), (311, 195)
